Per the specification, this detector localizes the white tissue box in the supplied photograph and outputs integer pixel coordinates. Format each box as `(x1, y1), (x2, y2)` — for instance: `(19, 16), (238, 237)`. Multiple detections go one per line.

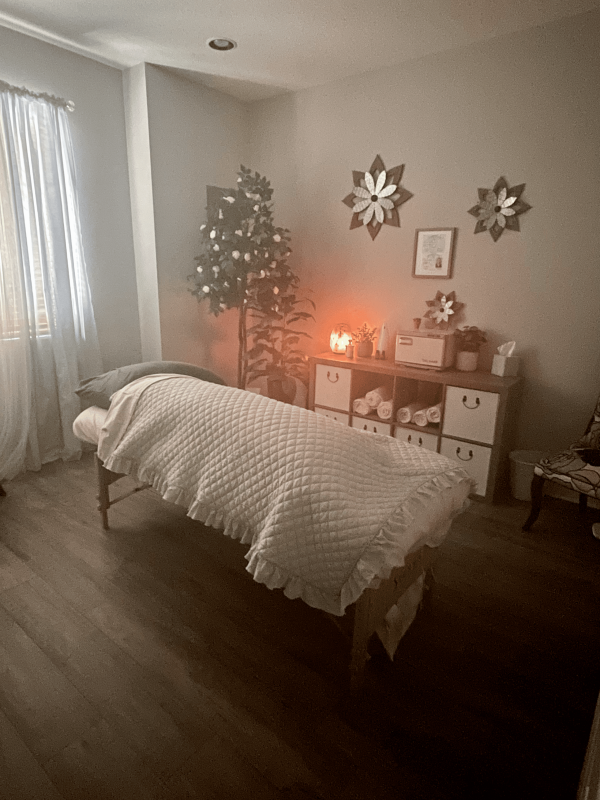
(491, 354), (519, 377)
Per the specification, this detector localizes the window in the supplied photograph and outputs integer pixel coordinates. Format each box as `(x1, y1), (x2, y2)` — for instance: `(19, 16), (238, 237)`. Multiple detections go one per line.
(0, 252), (50, 338)
(0, 83), (101, 482)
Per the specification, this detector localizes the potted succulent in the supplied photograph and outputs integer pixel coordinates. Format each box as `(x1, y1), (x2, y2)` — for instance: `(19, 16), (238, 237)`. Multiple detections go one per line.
(352, 323), (378, 358)
(454, 326), (487, 372)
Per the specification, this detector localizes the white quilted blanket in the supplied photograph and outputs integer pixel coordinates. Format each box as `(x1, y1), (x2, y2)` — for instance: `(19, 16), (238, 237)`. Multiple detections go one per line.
(98, 375), (472, 615)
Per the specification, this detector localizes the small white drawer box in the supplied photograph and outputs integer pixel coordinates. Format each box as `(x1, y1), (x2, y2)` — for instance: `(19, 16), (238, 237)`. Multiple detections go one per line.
(442, 386), (499, 445)
(314, 407), (349, 426)
(440, 438), (492, 497)
(394, 427), (439, 452)
(351, 418), (392, 436)
(314, 364), (351, 411)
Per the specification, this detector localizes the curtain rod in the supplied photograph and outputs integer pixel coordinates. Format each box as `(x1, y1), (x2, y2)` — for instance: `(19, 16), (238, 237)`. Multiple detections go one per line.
(0, 79), (74, 111)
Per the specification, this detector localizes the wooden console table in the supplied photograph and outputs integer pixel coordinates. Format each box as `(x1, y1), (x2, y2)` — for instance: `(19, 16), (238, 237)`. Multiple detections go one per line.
(308, 353), (522, 503)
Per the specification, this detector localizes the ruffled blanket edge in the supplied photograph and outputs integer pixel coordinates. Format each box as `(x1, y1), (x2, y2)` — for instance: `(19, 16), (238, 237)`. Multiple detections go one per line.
(101, 449), (471, 616)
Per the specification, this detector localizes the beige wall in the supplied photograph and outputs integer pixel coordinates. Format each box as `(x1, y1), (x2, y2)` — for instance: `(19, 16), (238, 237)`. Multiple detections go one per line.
(248, 10), (600, 451)
(0, 25), (141, 372)
(144, 66), (249, 387)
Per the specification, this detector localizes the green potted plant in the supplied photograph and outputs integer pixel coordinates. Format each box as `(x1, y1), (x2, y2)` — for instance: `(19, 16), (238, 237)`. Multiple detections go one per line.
(245, 268), (315, 404)
(454, 326), (487, 372)
(352, 323), (378, 358)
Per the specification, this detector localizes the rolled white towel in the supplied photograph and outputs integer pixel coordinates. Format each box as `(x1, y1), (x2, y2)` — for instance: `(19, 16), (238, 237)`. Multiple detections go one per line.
(377, 400), (393, 420)
(396, 402), (425, 424)
(426, 403), (442, 424)
(412, 408), (429, 427)
(365, 385), (392, 409)
(353, 397), (371, 416)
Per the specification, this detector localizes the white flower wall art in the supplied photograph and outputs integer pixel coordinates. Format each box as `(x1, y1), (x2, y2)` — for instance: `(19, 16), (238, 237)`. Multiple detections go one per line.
(467, 177), (531, 242)
(342, 155), (413, 241)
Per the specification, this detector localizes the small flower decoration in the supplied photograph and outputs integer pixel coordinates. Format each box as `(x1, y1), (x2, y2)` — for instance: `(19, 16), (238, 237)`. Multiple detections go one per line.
(424, 291), (464, 328)
(468, 177), (531, 242)
(342, 155), (413, 241)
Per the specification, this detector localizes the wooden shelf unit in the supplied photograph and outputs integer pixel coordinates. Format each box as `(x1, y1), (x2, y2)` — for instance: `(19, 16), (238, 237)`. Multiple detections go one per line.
(308, 352), (522, 503)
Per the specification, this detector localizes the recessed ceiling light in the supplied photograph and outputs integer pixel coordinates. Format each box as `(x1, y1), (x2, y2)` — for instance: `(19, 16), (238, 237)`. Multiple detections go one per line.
(207, 38), (237, 52)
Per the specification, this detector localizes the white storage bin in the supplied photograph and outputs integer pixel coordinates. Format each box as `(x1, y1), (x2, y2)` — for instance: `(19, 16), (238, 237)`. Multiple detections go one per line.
(314, 364), (352, 411)
(314, 407), (349, 426)
(394, 427), (439, 453)
(351, 418), (392, 436)
(443, 386), (499, 445)
(440, 438), (492, 497)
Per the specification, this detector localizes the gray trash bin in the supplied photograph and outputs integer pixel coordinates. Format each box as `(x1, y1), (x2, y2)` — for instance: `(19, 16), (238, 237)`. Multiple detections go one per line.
(509, 450), (549, 501)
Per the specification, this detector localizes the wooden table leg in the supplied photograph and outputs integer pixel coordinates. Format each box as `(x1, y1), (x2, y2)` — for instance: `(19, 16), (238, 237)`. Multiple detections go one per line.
(96, 455), (110, 530)
(348, 595), (372, 691)
(522, 474), (545, 531)
(421, 566), (435, 609)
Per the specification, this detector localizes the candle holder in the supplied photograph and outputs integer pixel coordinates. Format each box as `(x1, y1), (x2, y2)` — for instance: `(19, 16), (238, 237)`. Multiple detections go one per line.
(330, 323), (352, 353)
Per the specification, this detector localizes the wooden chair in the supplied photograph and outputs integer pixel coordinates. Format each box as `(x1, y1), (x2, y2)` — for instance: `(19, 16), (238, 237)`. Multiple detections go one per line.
(523, 393), (600, 531)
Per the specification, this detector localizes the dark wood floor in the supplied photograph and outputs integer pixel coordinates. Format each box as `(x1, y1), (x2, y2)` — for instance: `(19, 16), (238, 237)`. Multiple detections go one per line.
(0, 454), (598, 800)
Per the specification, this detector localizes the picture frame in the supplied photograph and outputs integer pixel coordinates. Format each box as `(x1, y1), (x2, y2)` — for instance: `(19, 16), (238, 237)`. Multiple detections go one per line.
(412, 228), (456, 279)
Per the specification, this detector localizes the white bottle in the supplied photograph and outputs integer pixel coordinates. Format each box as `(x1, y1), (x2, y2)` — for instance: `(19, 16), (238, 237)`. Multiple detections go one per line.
(375, 323), (387, 356)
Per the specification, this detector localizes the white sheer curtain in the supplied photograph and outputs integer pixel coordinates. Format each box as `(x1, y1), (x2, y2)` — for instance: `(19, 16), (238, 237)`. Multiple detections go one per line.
(0, 88), (101, 482)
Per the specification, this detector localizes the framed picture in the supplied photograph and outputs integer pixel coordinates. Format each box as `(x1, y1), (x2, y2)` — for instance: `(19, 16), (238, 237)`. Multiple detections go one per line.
(412, 228), (456, 279)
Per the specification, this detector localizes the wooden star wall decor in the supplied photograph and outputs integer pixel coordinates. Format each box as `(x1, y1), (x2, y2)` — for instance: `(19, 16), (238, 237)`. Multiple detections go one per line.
(342, 155), (413, 241)
(424, 291), (464, 329)
(468, 177), (531, 242)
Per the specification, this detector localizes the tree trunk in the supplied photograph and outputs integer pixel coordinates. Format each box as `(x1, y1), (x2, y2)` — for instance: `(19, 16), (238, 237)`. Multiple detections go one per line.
(237, 283), (247, 389)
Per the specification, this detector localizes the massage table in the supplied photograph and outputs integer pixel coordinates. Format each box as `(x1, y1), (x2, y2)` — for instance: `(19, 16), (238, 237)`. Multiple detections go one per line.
(74, 374), (473, 688)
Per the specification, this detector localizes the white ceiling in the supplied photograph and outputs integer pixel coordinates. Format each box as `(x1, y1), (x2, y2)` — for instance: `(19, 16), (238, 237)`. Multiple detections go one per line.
(1, 0), (598, 102)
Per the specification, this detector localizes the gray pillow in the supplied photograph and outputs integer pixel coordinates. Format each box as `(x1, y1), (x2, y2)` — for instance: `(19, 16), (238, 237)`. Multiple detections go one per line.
(75, 361), (226, 409)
